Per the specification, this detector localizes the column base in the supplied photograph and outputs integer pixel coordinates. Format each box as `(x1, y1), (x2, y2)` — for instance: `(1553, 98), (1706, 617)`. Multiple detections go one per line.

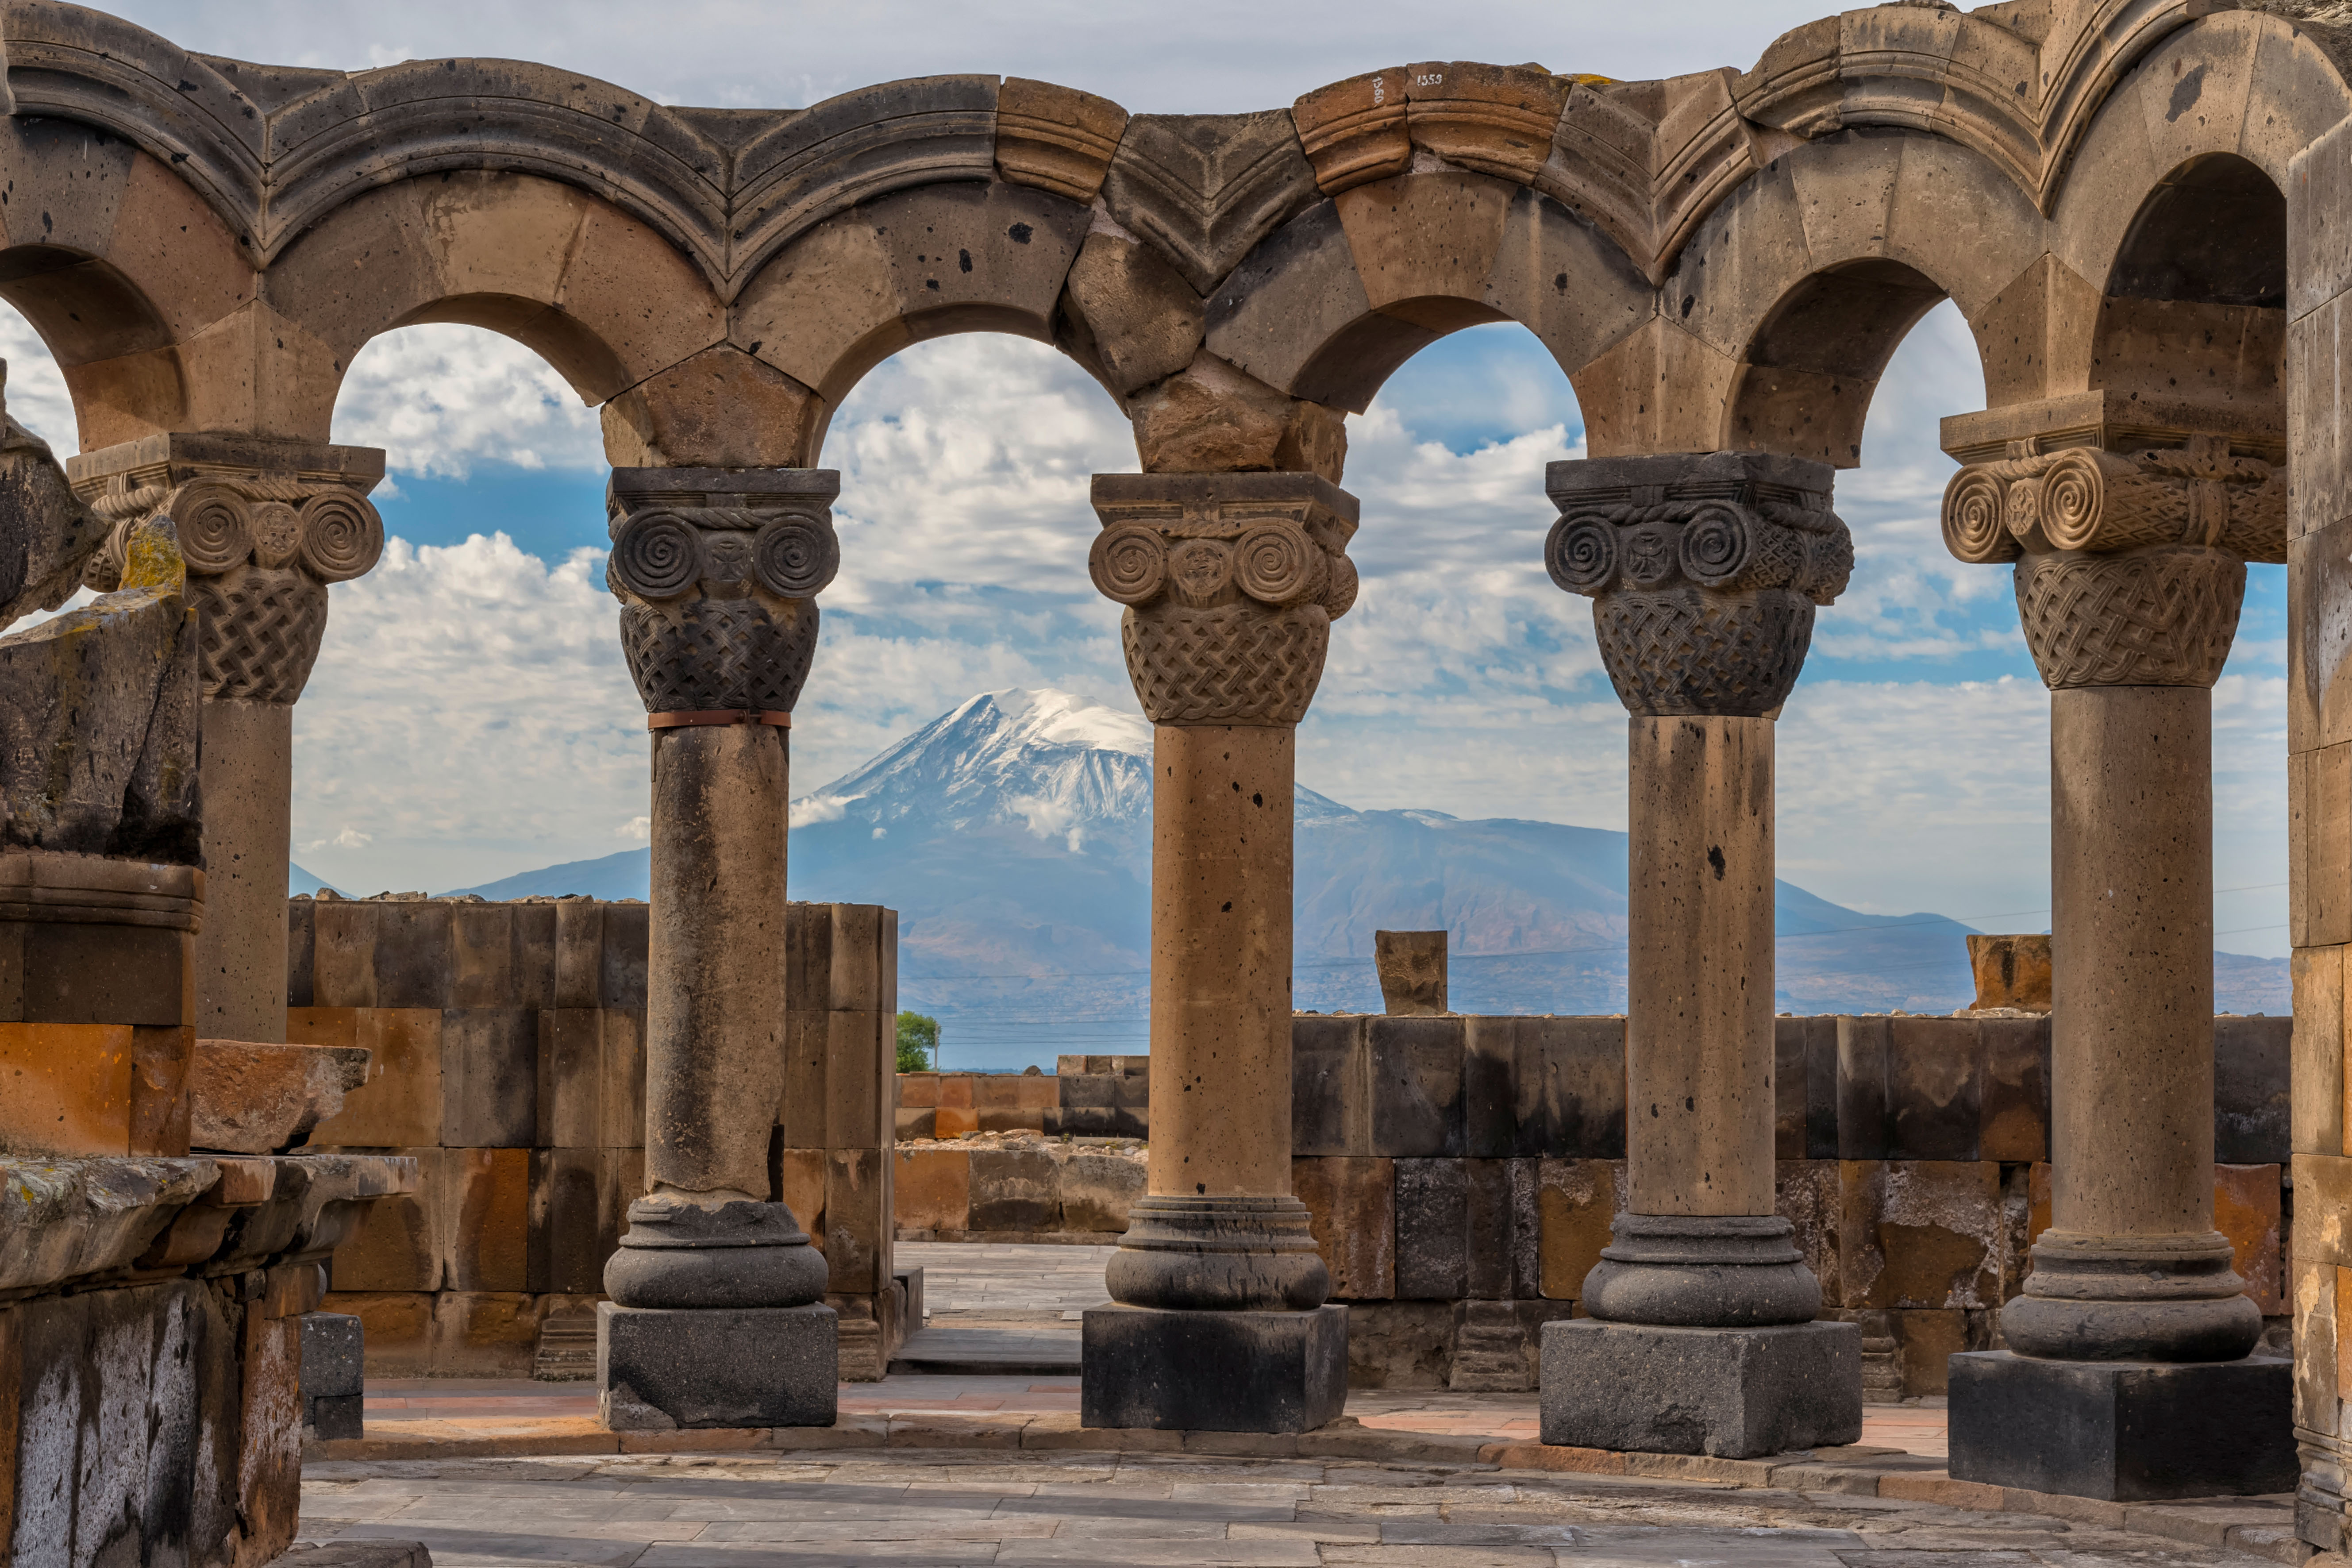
(597, 1301), (837, 1430)
(1948, 1350), (2294, 1500)
(1081, 1303), (1347, 1433)
(1540, 1319), (1861, 1458)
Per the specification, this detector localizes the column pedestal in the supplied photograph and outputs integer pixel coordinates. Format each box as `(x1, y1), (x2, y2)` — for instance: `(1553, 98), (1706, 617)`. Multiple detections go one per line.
(1535, 453), (1859, 1457)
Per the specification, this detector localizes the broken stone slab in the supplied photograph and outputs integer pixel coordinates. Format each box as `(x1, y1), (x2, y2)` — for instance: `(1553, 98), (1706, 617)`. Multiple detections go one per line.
(0, 378), (111, 631)
(1967, 933), (2052, 1012)
(1374, 929), (1447, 1016)
(0, 513), (200, 862)
(188, 1039), (372, 1154)
(0, 1151), (417, 1298)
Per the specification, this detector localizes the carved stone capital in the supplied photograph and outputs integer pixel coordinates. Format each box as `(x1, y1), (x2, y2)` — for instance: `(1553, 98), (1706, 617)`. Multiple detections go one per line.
(1543, 452), (1849, 717)
(1089, 472), (1358, 727)
(606, 466), (842, 715)
(67, 435), (387, 705)
(1939, 433), (2275, 689)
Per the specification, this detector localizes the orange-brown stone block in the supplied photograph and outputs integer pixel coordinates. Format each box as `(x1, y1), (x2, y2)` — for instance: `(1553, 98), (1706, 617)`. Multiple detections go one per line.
(0, 1022), (134, 1155)
(2216, 1163), (2284, 1315)
(824, 1147), (889, 1293)
(1016, 1074), (1059, 1111)
(1293, 1156), (1396, 1300)
(1966, 934), (2052, 1011)
(938, 1075), (975, 1110)
(1837, 1161), (2003, 1309)
(1886, 1308), (1971, 1396)
(330, 1148), (443, 1292)
(447, 1147), (530, 1292)
(1537, 1159), (1626, 1302)
(932, 1106), (978, 1139)
(129, 1023), (193, 1156)
(430, 1291), (546, 1378)
(774, 1146), (828, 1250)
(893, 1144), (971, 1232)
(898, 1072), (941, 1108)
(304, 1007), (442, 1147)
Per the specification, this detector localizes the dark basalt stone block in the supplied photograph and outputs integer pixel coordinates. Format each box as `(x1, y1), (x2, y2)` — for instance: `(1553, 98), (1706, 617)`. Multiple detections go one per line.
(598, 1300), (838, 1430)
(1081, 1303), (1347, 1433)
(1540, 1318), (1862, 1458)
(1947, 1350), (2295, 1500)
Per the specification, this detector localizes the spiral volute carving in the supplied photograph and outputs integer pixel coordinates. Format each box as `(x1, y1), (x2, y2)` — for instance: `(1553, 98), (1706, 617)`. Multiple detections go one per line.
(610, 512), (706, 601)
(1088, 478), (1359, 727)
(753, 512), (841, 598)
(297, 491), (385, 582)
(1545, 513), (1616, 594)
(604, 485), (843, 716)
(1090, 523), (1168, 605)
(170, 481), (252, 574)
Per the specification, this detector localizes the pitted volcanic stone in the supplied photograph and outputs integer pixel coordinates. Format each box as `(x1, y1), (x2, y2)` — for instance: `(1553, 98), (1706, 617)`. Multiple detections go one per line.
(603, 1198), (830, 1309)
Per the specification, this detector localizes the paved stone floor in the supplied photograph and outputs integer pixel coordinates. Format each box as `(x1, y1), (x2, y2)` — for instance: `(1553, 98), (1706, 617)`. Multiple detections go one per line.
(297, 1449), (2279, 1566)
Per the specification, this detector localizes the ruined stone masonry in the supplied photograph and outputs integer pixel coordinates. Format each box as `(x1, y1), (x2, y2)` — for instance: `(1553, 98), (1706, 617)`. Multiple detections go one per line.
(0, 0), (2344, 1528)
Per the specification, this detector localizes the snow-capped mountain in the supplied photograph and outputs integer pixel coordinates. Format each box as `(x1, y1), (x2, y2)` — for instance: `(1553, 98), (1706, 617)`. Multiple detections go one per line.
(444, 687), (2287, 1064)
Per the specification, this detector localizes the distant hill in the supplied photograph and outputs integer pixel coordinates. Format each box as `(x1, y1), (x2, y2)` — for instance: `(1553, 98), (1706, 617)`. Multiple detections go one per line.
(433, 688), (2290, 1067)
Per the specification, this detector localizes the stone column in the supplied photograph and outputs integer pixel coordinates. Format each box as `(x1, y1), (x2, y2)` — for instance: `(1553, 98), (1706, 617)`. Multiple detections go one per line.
(1080, 471), (1358, 1434)
(595, 466), (843, 1432)
(1939, 425), (2295, 1498)
(1536, 451), (1862, 1459)
(65, 435), (387, 1044)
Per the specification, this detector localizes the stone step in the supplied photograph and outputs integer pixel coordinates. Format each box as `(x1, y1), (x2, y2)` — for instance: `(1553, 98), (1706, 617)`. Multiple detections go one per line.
(533, 1315), (598, 1382)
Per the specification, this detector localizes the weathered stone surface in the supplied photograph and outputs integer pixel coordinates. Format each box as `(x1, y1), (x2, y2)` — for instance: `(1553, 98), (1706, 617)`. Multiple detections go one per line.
(0, 1021), (136, 1156)
(1060, 1150), (1144, 1233)
(1513, 1016), (1627, 1159)
(1082, 1303), (1347, 1433)
(186, 1038), (370, 1154)
(1949, 1351), (2296, 1500)
(1292, 1156), (1395, 1299)
(1373, 930), (1447, 1016)
(300, 1310), (364, 1399)
(2215, 1162), (2285, 1316)
(302, 1008), (442, 1148)
(1836, 1160), (2005, 1310)
(1536, 1158), (1625, 1302)
(0, 514), (199, 863)
(1101, 111), (1319, 294)
(2214, 1015), (2291, 1165)
(598, 1300), (838, 1430)
(1126, 354), (1346, 480)
(1968, 933), (2052, 1011)
(969, 1146), (1057, 1233)
(1368, 1015), (1465, 1158)
(1539, 1318), (1862, 1458)
(1059, 232), (1204, 397)
(1340, 1300), (1454, 1389)
(1293, 1014), (1369, 1156)
(892, 1144), (972, 1233)
(997, 78), (1128, 204)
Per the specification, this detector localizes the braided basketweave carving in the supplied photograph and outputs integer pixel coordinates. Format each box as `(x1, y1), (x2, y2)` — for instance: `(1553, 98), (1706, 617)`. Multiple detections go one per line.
(2013, 546), (2244, 689)
(606, 497), (839, 713)
(77, 472), (382, 703)
(1940, 434), (2275, 690)
(190, 566), (330, 703)
(1088, 477), (1358, 726)
(1541, 454), (1847, 718)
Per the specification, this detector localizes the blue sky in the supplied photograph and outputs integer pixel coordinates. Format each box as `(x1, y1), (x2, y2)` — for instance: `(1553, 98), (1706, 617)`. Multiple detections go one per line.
(0, 1), (2293, 958)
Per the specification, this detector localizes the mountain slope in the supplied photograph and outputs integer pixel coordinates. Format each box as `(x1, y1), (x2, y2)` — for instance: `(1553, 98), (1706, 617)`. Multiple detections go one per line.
(442, 688), (2287, 1060)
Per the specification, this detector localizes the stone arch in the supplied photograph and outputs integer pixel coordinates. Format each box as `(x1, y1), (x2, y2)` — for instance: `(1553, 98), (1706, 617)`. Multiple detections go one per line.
(2083, 151), (2287, 446)
(729, 177), (1113, 466)
(0, 117), (265, 449)
(1198, 168), (1651, 416)
(262, 170), (731, 450)
(2044, 8), (2349, 402)
(1583, 128), (2042, 464)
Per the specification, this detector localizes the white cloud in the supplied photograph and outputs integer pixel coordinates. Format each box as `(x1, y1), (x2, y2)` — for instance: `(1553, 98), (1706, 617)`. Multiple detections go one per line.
(618, 815), (650, 842)
(332, 324), (603, 479)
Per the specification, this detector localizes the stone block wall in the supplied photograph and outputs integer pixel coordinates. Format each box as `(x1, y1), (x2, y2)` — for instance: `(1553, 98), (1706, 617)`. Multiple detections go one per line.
(297, 894), (902, 1377)
(895, 1056), (1148, 1139)
(893, 1137), (1147, 1241)
(1286, 1012), (2290, 1394)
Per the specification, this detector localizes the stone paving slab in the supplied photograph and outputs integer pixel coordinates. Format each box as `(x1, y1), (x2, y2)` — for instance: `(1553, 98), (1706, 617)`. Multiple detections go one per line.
(296, 1449), (2295, 1566)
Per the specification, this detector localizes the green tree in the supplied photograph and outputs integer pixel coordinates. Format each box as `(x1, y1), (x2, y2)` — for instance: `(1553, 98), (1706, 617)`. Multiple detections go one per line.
(896, 1011), (939, 1073)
